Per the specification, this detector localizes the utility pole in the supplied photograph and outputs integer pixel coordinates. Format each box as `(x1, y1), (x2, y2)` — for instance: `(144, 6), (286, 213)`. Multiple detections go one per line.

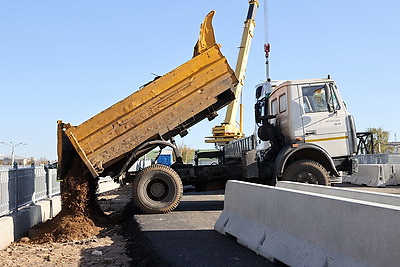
(0, 141), (27, 166)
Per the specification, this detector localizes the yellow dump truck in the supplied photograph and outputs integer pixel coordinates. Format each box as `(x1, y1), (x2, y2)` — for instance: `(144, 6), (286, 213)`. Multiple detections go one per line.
(57, 11), (238, 213)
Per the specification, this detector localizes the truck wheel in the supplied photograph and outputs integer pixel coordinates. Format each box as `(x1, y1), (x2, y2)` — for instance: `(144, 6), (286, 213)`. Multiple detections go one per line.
(132, 164), (183, 214)
(282, 160), (331, 185)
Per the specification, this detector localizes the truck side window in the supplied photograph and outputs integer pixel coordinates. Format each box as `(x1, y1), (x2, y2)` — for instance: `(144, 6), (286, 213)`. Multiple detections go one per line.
(302, 85), (328, 113)
(303, 96), (312, 113)
(328, 86), (341, 111)
(279, 93), (287, 113)
(271, 98), (278, 115)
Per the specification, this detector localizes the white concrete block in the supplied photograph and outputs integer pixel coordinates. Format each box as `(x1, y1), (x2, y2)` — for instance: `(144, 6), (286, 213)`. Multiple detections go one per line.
(277, 181), (400, 207)
(0, 194), (63, 250)
(392, 164), (400, 185)
(36, 199), (51, 222)
(50, 195), (62, 217)
(343, 164), (396, 187)
(28, 205), (42, 229)
(12, 207), (40, 239)
(215, 180), (400, 267)
(0, 216), (14, 250)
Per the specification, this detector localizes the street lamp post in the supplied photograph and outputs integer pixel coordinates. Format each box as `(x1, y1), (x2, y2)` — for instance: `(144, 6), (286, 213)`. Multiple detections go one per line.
(0, 141), (27, 166)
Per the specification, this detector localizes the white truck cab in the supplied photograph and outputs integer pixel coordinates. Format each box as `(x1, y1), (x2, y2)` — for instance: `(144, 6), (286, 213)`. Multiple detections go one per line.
(175, 77), (359, 199)
(254, 77), (358, 185)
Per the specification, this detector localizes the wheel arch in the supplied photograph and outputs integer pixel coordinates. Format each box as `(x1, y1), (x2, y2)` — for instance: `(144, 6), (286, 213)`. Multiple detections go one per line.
(274, 143), (339, 180)
(115, 140), (181, 179)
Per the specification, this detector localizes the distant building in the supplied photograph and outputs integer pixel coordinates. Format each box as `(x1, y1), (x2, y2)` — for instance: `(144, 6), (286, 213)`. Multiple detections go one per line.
(387, 142), (400, 153)
(0, 154), (28, 166)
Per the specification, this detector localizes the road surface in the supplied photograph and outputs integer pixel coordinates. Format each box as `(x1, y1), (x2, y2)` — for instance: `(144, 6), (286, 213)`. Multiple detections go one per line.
(135, 189), (280, 266)
(134, 183), (400, 266)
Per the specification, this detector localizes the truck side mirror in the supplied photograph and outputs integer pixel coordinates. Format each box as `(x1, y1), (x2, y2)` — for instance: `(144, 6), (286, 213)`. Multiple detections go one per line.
(324, 83), (335, 113)
(255, 86), (263, 98)
(255, 102), (262, 124)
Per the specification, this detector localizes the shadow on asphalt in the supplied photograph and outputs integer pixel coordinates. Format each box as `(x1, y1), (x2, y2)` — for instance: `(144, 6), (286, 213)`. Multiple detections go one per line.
(132, 199), (224, 214)
(132, 190), (225, 214)
(177, 189), (225, 211)
(175, 200), (224, 211)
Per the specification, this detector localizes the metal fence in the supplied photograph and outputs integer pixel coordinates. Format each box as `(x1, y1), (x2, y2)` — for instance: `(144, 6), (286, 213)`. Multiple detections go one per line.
(225, 135), (257, 159)
(0, 166), (60, 217)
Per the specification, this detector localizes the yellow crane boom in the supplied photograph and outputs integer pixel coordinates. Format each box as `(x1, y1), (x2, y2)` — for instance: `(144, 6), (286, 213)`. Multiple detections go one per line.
(205, 0), (259, 145)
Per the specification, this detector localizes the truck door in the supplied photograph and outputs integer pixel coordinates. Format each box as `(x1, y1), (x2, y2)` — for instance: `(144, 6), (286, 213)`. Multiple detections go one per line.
(299, 83), (350, 157)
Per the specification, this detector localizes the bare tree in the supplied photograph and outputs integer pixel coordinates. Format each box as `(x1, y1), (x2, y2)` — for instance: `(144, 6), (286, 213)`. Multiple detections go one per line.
(366, 127), (394, 153)
(176, 144), (195, 163)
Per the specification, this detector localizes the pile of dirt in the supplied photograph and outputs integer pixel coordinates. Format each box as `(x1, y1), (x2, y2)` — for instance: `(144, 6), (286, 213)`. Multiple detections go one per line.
(14, 154), (169, 265)
(30, 156), (109, 243)
(1, 185), (168, 266)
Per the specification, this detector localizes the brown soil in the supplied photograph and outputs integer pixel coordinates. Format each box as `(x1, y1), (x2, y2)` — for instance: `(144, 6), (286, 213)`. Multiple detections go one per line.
(0, 184), (169, 266)
(0, 186), (132, 266)
(29, 156), (108, 243)
(0, 155), (169, 266)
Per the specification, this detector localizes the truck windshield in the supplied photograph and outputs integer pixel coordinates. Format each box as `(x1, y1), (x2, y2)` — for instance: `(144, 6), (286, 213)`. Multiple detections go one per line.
(302, 85), (339, 113)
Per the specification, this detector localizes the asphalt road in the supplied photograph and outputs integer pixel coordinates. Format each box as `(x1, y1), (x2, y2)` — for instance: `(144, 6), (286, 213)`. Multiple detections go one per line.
(134, 183), (400, 266)
(135, 190), (280, 267)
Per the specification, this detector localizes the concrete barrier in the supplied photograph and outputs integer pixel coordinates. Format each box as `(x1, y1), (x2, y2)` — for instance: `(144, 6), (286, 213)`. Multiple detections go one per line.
(0, 199), (60, 250)
(393, 164), (400, 185)
(0, 180), (120, 250)
(343, 164), (399, 187)
(0, 216), (14, 249)
(51, 195), (62, 217)
(277, 181), (400, 206)
(36, 199), (52, 222)
(215, 180), (400, 267)
(12, 206), (42, 239)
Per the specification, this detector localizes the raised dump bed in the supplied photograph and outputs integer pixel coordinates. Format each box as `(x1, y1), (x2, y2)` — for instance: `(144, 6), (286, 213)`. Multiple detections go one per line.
(58, 11), (238, 179)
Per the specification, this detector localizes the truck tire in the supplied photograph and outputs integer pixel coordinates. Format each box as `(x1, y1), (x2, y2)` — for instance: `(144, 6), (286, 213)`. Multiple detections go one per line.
(282, 160), (331, 186)
(132, 164), (183, 214)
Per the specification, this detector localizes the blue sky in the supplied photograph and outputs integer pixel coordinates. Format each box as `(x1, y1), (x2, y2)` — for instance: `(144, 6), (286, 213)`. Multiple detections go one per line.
(1, 0), (399, 160)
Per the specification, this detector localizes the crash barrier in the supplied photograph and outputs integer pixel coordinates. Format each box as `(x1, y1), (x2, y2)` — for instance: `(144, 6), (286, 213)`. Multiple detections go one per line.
(0, 177), (119, 250)
(0, 195), (62, 250)
(345, 154), (400, 187)
(0, 166), (60, 217)
(355, 153), (400, 164)
(276, 181), (400, 206)
(215, 180), (400, 267)
(342, 164), (400, 187)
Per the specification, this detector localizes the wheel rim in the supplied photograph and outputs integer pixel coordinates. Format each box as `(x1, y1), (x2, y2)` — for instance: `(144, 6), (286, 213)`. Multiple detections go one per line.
(147, 179), (169, 201)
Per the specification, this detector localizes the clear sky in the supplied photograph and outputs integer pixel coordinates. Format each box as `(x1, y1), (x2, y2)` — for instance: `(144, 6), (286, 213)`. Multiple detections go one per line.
(1, 0), (399, 160)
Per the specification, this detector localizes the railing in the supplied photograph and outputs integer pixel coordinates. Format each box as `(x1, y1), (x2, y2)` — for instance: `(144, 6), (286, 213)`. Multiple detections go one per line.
(224, 135), (257, 159)
(0, 165), (60, 217)
(356, 132), (374, 154)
